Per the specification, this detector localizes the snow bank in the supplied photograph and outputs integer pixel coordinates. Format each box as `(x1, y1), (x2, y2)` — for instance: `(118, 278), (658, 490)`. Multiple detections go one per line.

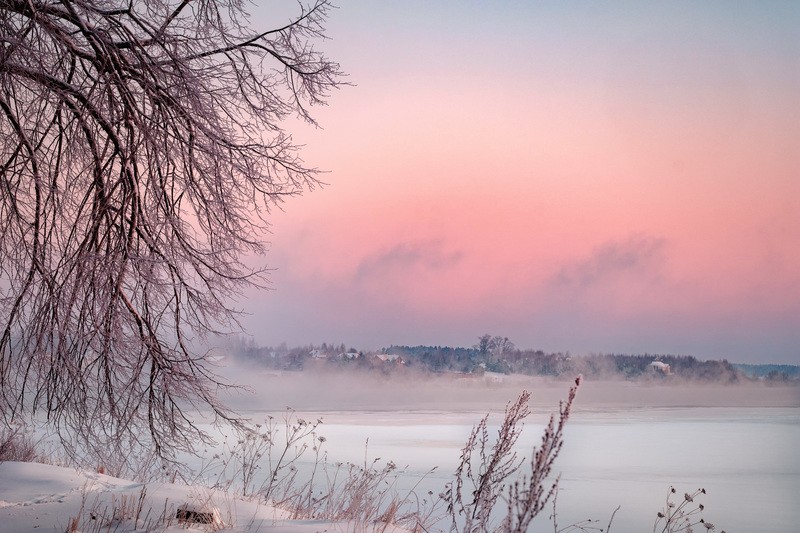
(0, 461), (409, 532)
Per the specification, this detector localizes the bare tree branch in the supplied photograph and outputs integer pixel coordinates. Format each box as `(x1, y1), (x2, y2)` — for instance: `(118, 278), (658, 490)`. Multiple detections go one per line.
(0, 0), (344, 461)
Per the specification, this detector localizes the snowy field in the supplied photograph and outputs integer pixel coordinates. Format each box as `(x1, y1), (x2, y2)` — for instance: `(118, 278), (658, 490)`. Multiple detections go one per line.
(1, 371), (798, 532)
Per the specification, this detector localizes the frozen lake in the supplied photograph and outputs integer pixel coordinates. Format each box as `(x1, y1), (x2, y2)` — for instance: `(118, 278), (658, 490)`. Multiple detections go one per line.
(254, 406), (797, 533)
(216, 370), (800, 531)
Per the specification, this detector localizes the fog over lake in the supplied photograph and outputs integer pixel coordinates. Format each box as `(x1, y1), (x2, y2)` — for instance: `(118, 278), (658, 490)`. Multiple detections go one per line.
(213, 366), (800, 532)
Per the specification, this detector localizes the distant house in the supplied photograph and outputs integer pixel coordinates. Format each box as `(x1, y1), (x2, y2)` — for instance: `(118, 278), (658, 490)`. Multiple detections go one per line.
(375, 353), (404, 364)
(649, 361), (671, 375)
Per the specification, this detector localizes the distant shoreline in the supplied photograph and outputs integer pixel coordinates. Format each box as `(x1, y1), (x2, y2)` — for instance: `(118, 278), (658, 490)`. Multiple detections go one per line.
(222, 367), (800, 412)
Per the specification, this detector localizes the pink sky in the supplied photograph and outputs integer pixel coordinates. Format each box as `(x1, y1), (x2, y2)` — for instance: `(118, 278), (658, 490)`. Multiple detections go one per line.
(243, 2), (800, 363)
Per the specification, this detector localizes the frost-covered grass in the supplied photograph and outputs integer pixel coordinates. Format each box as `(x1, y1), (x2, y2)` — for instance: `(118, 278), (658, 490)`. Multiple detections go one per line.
(0, 424), (37, 463)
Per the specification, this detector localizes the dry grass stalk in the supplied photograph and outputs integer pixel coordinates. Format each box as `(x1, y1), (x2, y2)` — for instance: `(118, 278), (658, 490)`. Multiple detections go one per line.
(189, 408), (440, 531)
(550, 487), (620, 533)
(444, 377), (581, 533)
(0, 423), (37, 462)
(64, 484), (177, 533)
(653, 486), (725, 533)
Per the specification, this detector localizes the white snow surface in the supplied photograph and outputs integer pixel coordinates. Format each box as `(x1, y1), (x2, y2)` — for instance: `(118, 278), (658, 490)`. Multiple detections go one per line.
(0, 461), (407, 532)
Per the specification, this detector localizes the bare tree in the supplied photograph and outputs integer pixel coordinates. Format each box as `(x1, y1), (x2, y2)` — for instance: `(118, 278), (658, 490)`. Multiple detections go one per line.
(0, 0), (343, 459)
(489, 336), (515, 359)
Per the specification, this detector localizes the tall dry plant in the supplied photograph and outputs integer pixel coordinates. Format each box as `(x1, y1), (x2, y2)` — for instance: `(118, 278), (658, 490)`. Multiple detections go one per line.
(445, 377), (581, 533)
(653, 486), (724, 533)
(0, 0), (343, 460)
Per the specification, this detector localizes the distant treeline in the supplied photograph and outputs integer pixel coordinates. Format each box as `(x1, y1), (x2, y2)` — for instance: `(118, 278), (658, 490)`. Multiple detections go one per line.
(733, 364), (800, 381)
(227, 335), (798, 383)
